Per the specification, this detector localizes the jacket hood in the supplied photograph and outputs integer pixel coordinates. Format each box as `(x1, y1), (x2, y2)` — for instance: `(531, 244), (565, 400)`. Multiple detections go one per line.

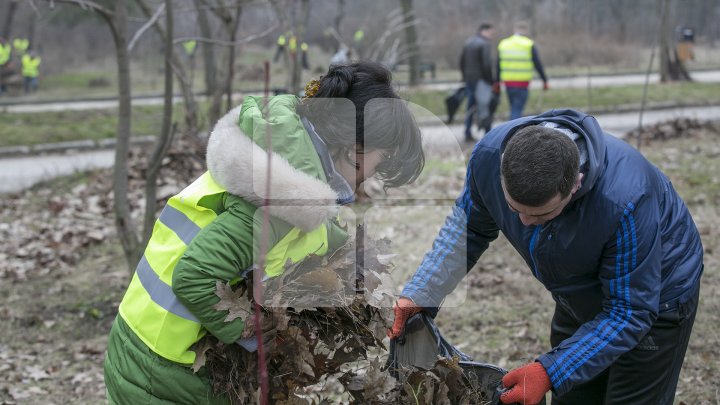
(206, 106), (340, 232)
(502, 109), (607, 201)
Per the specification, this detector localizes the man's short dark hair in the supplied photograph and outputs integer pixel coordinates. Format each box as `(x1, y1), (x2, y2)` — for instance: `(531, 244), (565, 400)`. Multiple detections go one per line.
(501, 125), (580, 206)
(478, 23), (493, 32)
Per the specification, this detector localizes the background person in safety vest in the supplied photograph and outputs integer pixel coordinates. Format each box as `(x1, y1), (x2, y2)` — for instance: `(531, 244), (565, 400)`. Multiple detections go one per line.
(389, 110), (703, 404)
(13, 37), (29, 57)
(103, 61), (425, 405)
(21, 49), (41, 95)
(0, 37), (12, 94)
(497, 21), (548, 120)
(459, 22), (496, 142)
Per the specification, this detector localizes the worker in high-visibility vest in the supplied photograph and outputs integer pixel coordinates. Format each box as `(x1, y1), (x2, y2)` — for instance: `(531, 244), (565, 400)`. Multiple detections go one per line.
(103, 61), (425, 404)
(273, 31), (291, 62)
(21, 50), (41, 94)
(182, 39), (196, 56)
(13, 37), (29, 56)
(301, 41), (309, 69)
(0, 37), (11, 94)
(497, 21), (549, 120)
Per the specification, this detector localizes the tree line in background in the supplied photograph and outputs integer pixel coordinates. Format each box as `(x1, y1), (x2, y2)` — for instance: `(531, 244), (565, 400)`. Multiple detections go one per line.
(2, 0), (718, 267)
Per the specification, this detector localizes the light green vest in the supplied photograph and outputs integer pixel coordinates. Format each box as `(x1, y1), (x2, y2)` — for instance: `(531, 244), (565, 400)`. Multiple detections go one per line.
(0, 43), (10, 65)
(182, 40), (197, 55)
(13, 38), (29, 54)
(22, 54), (41, 78)
(498, 34), (535, 82)
(118, 172), (329, 364)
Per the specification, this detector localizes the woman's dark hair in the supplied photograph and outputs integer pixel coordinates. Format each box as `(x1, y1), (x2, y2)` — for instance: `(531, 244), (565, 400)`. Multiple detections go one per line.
(501, 125), (580, 206)
(297, 61), (424, 188)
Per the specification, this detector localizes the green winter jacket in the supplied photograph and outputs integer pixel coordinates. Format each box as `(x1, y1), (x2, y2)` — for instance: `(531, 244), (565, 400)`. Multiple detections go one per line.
(104, 95), (349, 404)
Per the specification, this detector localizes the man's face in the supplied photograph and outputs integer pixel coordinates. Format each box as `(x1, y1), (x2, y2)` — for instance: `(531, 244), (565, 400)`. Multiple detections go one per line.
(502, 173), (583, 226)
(481, 28), (496, 40)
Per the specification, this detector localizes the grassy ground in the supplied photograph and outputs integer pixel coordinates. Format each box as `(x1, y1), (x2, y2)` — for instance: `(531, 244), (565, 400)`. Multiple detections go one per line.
(1, 125), (719, 404)
(0, 106), (165, 147)
(403, 81), (720, 120)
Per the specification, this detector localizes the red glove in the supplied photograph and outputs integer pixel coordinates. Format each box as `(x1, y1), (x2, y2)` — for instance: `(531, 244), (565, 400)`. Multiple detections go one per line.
(542, 81), (549, 91)
(492, 81), (501, 94)
(500, 362), (551, 405)
(387, 298), (421, 339)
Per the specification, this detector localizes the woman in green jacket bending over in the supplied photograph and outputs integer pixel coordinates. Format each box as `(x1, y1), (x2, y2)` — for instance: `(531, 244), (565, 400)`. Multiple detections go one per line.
(103, 61), (425, 404)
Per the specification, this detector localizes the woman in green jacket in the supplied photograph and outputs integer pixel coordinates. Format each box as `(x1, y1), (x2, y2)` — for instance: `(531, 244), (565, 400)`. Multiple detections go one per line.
(103, 61), (425, 404)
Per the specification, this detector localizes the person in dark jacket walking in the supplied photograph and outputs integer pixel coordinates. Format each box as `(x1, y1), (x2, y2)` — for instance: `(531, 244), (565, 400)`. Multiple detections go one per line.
(389, 109), (703, 405)
(460, 23), (496, 142)
(498, 21), (549, 120)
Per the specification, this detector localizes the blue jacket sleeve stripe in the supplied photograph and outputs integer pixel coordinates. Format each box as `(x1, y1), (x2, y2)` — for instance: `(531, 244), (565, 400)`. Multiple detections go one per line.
(546, 227), (623, 378)
(550, 213), (636, 386)
(403, 179), (473, 296)
(406, 185), (471, 291)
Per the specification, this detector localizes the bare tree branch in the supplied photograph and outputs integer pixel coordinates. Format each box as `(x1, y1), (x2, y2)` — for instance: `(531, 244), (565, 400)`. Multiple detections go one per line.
(127, 2), (165, 52)
(172, 24), (276, 46)
(42, 0), (113, 18)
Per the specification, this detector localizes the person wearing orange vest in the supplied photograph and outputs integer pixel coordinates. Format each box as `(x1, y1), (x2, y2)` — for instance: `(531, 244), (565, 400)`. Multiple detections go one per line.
(497, 21), (549, 120)
(103, 61), (425, 404)
(22, 50), (41, 94)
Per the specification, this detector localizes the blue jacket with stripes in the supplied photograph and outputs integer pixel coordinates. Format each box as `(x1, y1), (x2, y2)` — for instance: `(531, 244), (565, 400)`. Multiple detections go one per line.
(401, 109), (703, 395)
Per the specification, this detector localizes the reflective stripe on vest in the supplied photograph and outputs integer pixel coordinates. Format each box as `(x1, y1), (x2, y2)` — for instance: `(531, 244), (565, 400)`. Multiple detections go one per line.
(22, 55), (40, 78)
(498, 35), (534, 82)
(119, 171), (330, 364)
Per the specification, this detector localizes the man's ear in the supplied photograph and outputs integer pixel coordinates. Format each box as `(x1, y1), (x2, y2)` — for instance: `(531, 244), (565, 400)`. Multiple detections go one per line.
(572, 173), (584, 194)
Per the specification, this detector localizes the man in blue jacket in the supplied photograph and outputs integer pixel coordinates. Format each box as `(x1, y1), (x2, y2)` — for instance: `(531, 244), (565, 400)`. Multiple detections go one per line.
(389, 109), (703, 405)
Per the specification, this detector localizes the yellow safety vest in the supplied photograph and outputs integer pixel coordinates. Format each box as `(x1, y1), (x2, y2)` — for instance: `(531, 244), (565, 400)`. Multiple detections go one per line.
(288, 36), (297, 52)
(498, 34), (535, 82)
(300, 42), (308, 52)
(277, 34), (286, 46)
(182, 40), (197, 55)
(0, 43), (10, 65)
(118, 172), (329, 364)
(13, 38), (29, 54)
(354, 30), (365, 43)
(21, 54), (41, 78)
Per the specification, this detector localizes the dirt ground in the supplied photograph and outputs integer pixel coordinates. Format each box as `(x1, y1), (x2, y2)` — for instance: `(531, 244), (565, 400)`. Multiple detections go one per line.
(1, 124), (719, 404)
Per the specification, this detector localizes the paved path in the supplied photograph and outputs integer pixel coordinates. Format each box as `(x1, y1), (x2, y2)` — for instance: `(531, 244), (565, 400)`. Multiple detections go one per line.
(412, 69), (720, 92)
(1, 150), (115, 194)
(421, 105), (720, 149)
(2, 105), (719, 194)
(3, 70), (720, 114)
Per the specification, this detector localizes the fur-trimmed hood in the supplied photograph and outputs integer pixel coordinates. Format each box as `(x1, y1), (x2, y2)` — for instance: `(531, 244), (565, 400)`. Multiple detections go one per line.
(206, 106), (340, 232)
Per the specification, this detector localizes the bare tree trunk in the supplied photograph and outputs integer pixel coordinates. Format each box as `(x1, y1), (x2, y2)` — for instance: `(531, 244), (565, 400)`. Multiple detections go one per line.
(1, 0), (17, 39)
(268, 0), (292, 91)
(136, 0), (200, 136)
(111, 0), (142, 270)
(399, 0), (420, 86)
(290, 0), (310, 95)
(201, 0), (234, 122)
(225, 2), (243, 113)
(143, 0), (177, 244)
(195, 0), (220, 124)
(334, 0), (345, 49)
(658, 0), (691, 82)
(659, 0), (671, 81)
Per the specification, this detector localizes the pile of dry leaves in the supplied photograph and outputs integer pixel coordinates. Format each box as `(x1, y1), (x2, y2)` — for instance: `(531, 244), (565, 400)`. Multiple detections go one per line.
(0, 137), (206, 281)
(626, 117), (719, 145)
(193, 229), (496, 404)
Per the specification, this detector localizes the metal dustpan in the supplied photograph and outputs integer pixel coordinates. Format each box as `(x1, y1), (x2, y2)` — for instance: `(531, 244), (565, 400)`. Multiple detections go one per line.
(385, 312), (545, 405)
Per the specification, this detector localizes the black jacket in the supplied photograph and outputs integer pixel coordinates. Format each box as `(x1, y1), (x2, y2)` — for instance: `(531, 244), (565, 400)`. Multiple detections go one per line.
(459, 34), (494, 84)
